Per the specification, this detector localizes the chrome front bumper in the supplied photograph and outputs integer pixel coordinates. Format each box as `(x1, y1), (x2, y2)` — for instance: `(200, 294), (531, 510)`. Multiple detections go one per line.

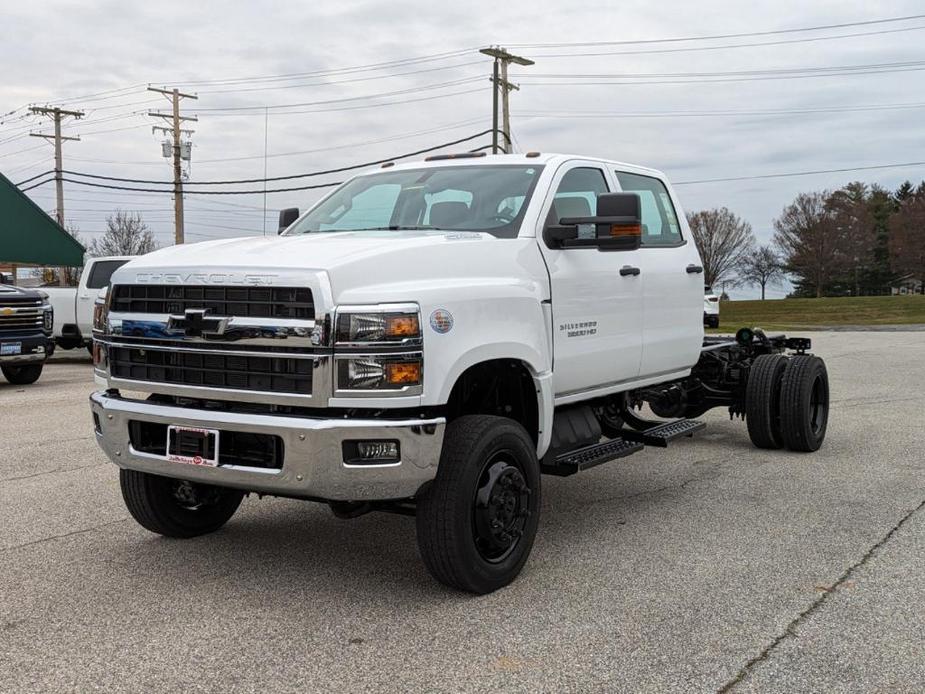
(89, 391), (445, 501)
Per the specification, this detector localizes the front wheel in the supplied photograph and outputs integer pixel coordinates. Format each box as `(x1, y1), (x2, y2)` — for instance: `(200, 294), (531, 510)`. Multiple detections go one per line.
(120, 469), (244, 538)
(416, 415), (541, 594)
(1, 363), (44, 384)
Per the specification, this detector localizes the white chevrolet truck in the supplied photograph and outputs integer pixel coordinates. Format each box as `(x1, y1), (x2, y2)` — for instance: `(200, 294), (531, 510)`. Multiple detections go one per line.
(90, 153), (829, 593)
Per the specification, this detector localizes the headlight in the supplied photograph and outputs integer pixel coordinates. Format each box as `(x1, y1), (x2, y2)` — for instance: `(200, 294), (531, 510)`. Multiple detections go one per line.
(336, 355), (423, 392)
(43, 306), (53, 332)
(92, 296), (109, 332)
(335, 305), (421, 346)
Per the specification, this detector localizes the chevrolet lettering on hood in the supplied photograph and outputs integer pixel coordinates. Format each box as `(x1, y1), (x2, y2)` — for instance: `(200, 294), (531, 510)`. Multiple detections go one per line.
(134, 272), (279, 286)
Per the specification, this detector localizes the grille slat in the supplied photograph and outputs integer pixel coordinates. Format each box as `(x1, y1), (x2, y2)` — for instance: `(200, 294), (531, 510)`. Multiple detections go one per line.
(109, 346), (313, 395)
(111, 285), (314, 320)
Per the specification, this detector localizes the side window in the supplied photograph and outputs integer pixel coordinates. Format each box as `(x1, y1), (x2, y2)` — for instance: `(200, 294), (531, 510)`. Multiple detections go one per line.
(550, 167), (609, 240)
(319, 183), (401, 231)
(86, 260), (129, 289)
(614, 171), (683, 247)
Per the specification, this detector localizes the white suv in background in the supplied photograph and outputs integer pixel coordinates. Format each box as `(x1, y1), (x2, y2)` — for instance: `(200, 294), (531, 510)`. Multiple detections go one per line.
(704, 286), (719, 328)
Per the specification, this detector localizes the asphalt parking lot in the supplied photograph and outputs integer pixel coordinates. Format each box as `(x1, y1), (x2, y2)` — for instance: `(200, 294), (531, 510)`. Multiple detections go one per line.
(1, 332), (923, 692)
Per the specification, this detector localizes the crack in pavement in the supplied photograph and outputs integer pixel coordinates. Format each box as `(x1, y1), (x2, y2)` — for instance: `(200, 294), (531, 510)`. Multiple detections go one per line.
(716, 498), (925, 693)
(1, 462), (107, 483)
(0, 518), (129, 555)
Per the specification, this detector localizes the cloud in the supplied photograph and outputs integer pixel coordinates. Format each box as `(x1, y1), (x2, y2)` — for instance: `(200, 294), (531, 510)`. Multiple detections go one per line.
(2, 0), (924, 275)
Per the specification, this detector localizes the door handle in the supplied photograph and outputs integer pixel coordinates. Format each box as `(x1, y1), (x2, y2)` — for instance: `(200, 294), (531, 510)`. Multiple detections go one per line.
(620, 265), (641, 277)
(686, 264), (704, 274)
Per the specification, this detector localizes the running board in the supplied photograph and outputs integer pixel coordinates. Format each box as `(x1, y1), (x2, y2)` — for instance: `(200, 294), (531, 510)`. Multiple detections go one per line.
(620, 419), (706, 448)
(541, 437), (644, 477)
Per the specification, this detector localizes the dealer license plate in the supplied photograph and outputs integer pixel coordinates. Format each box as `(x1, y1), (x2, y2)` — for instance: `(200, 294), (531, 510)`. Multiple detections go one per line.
(166, 425), (220, 467)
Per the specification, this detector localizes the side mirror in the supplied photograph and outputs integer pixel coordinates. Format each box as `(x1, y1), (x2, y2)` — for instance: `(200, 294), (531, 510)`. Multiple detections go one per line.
(543, 224), (579, 248)
(555, 192), (643, 251)
(594, 192), (642, 251)
(278, 207), (300, 234)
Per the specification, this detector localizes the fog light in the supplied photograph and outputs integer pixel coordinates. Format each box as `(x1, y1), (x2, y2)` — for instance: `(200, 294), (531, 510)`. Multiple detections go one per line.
(343, 440), (400, 465)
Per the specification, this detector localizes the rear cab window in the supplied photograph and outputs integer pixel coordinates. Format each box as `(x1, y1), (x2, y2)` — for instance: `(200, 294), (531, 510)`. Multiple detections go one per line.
(86, 260), (129, 289)
(614, 171), (683, 247)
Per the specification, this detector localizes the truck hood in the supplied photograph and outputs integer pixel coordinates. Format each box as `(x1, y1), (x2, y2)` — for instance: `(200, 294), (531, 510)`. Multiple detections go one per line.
(120, 229), (496, 271)
(112, 229), (548, 305)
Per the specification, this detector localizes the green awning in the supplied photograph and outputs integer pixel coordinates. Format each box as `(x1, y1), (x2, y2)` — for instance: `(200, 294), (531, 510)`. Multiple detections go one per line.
(0, 171), (86, 266)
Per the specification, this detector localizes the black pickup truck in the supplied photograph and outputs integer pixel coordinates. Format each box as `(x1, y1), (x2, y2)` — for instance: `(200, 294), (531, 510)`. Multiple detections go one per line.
(0, 285), (54, 385)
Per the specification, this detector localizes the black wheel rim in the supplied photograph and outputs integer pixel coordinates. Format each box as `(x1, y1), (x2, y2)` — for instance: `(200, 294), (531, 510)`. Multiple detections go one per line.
(809, 373), (828, 435)
(172, 480), (221, 511)
(472, 451), (531, 564)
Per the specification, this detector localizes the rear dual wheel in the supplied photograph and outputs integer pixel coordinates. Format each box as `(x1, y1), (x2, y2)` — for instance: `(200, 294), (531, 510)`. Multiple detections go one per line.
(746, 354), (829, 452)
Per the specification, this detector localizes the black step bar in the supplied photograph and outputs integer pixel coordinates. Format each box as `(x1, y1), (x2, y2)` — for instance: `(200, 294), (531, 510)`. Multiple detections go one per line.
(541, 437), (644, 477)
(620, 419), (706, 448)
(540, 416), (706, 476)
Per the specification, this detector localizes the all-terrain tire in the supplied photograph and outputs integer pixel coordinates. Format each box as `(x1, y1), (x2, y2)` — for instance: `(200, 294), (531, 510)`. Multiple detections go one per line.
(416, 415), (541, 594)
(779, 355), (829, 452)
(746, 354), (788, 449)
(1, 363), (44, 385)
(120, 469), (244, 538)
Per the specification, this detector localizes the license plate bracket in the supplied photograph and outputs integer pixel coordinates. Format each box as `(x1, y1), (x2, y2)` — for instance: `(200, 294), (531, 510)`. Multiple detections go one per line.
(166, 425), (220, 467)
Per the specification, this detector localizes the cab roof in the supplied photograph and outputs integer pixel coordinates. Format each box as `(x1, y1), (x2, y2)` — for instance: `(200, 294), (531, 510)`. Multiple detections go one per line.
(370, 152), (669, 182)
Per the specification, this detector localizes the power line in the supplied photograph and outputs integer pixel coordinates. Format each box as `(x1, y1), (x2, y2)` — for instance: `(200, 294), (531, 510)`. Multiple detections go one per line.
(172, 48), (479, 87)
(525, 58), (925, 80)
(195, 76), (483, 112)
(201, 86), (486, 118)
(513, 101), (925, 119)
(506, 13), (925, 48)
(527, 23), (925, 58)
(196, 60), (484, 95)
(673, 161), (925, 185)
(58, 129), (499, 186)
(522, 65), (925, 87)
(14, 170), (55, 186)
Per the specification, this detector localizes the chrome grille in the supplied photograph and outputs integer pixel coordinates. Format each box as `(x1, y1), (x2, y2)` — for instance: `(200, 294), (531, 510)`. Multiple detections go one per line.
(0, 301), (44, 332)
(110, 285), (314, 320)
(109, 346), (313, 395)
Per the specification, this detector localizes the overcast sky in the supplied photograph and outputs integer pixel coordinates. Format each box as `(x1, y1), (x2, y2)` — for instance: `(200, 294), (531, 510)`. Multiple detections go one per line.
(3, 0), (924, 298)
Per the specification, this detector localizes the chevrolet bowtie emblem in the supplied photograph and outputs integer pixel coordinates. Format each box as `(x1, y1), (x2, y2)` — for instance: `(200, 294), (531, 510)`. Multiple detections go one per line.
(167, 308), (231, 337)
(0, 307), (13, 316)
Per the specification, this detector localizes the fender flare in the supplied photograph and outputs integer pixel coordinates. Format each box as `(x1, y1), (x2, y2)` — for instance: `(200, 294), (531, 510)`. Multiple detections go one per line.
(438, 342), (555, 458)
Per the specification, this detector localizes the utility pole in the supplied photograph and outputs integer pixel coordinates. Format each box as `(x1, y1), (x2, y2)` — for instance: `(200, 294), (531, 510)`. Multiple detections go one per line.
(479, 47), (534, 153)
(148, 86), (198, 244)
(30, 105), (84, 286)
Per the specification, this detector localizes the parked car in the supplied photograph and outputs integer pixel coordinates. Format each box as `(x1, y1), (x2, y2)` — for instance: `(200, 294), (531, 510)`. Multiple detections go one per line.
(89, 152), (828, 594)
(43, 256), (131, 351)
(704, 285), (720, 328)
(0, 285), (54, 385)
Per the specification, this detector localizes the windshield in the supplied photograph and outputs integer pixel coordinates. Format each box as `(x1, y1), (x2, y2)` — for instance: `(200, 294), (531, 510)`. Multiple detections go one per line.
(286, 164), (544, 239)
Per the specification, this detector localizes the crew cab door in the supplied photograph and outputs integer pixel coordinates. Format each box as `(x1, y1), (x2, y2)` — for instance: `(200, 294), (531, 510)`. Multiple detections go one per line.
(538, 163), (644, 397)
(613, 170), (703, 377)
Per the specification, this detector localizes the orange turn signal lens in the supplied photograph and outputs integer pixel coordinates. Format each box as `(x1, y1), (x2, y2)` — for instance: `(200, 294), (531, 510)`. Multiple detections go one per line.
(385, 361), (422, 385)
(609, 223), (642, 237)
(385, 315), (420, 338)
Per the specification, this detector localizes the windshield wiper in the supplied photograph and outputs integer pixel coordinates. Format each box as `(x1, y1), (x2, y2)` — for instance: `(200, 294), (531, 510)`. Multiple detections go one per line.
(349, 225), (435, 231)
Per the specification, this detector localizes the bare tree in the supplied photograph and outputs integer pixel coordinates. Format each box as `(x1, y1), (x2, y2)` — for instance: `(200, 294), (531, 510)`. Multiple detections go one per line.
(773, 192), (850, 298)
(88, 210), (158, 257)
(889, 193), (925, 294)
(687, 208), (755, 287)
(738, 244), (785, 300)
